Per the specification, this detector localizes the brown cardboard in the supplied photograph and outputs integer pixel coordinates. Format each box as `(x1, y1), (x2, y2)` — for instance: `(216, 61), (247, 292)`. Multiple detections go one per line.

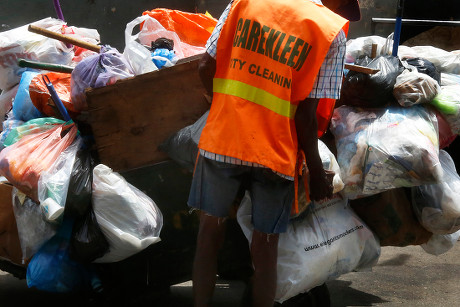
(0, 182), (24, 266)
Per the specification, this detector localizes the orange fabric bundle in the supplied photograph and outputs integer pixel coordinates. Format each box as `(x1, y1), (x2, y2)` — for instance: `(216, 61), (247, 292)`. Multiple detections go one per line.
(29, 72), (80, 119)
(316, 98), (336, 138)
(0, 122), (78, 200)
(142, 9), (217, 47)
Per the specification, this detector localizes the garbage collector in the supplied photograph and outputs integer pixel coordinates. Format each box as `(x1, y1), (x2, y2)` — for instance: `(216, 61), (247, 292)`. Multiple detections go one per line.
(188, 0), (361, 306)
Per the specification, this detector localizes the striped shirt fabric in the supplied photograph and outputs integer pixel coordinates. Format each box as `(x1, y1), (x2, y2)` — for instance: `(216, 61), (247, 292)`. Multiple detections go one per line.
(201, 0), (347, 180)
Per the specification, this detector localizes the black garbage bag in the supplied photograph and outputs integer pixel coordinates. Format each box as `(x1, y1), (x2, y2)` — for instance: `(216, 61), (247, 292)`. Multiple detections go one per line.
(406, 57), (441, 85)
(70, 206), (110, 263)
(340, 55), (404, 108)
(64, 149), (93, 219)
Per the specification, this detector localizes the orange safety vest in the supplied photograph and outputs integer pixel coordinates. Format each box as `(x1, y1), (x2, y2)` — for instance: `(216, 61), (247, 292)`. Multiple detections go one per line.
(199, 0), (349, 177)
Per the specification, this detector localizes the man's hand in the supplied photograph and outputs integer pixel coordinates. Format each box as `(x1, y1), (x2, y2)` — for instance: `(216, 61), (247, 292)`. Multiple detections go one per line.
(309, 168), (334, 201)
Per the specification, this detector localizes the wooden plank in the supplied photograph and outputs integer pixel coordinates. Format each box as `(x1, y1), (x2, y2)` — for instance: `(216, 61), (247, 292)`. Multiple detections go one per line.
(345, 63), (380, 75)
(85, 55), (209, 172)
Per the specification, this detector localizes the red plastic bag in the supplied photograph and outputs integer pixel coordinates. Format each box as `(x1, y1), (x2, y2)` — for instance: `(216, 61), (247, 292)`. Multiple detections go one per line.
(29, 72), (80, 119)
(0, 122), (78, 200)
(142, 9), (217, 47)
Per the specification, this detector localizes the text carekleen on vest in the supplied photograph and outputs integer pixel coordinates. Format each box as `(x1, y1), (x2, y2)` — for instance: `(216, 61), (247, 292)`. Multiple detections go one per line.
(199, 0), (349, 177)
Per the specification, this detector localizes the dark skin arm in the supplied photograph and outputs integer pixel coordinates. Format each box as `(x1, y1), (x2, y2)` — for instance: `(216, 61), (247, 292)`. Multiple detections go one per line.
(198, 52), (216, 100)
(295, 98), (333, 201)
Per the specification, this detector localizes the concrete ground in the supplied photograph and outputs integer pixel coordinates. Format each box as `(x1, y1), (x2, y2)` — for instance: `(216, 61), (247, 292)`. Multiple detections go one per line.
(1, 242), (459, 306)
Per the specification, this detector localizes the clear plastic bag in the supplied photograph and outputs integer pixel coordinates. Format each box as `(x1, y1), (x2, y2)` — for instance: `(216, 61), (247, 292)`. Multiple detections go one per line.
(70, 46), (134, 111)
(0, 122), (78, 200)
(11, 187), (57, 264)
(412, 150), (460, 235)
(37, 137), (83, 224)
(330, 105), (442, 199)
(393, 67), (440, 107)
(237, 193), (380, 304)
(92, 164), (163, 263)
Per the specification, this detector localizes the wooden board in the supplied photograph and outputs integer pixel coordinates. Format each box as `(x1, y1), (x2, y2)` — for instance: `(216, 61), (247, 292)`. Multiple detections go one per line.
(85, 55), (209, 172)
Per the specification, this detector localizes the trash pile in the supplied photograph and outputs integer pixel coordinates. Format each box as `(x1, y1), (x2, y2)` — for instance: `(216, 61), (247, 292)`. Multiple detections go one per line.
(164, 34), (460, 303)
(1, 4), (460, 304)
(0, 8), (216, 294)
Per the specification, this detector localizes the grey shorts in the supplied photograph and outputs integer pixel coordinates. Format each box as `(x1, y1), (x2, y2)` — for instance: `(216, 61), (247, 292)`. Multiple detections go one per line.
(187, 155), (294, 234)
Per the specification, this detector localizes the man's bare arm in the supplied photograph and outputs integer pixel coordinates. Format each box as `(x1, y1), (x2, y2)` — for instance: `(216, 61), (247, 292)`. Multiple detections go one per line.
(295, 98), (333, 201)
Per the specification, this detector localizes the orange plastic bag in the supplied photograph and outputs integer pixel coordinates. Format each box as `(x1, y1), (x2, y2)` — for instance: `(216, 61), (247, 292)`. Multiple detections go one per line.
(0, 122), (78, 200)
(142, 9), (217, 47)
(29, 73), (80, 119)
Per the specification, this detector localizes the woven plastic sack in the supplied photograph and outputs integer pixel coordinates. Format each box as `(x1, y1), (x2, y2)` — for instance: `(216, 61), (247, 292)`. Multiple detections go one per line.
(0, 17), (73, 91)
(237, 193), (380, 304)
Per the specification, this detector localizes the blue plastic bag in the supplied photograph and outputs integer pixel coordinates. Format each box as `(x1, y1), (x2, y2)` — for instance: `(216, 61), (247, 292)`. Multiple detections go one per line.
(26, 217), (98, 293)
(151, 48), (176, 69)
(12, 71), (44, 122)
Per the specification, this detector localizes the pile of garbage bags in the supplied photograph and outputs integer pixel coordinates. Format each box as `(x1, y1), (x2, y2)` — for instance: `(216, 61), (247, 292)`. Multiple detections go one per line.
(1, 5), (460, 303)
(163, 34), (460, 303)
(0, 8), (217, 294)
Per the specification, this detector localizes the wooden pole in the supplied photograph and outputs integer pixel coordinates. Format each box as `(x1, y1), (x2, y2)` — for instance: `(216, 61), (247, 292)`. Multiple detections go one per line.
(28, 24), (101, 53)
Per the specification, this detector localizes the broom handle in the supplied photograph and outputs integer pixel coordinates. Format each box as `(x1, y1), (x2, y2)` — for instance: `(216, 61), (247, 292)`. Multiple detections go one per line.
(28, 24), (101, 53)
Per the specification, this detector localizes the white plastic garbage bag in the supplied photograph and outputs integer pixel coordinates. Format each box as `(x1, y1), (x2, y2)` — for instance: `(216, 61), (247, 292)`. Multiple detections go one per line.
(0, 17), (73, 91)
(412, 150), (460, 235)
(92, 164), (163, 263)
(237, 193), (380, 304)
(409, 46), (460, 74)
(123, 15), (159, 75)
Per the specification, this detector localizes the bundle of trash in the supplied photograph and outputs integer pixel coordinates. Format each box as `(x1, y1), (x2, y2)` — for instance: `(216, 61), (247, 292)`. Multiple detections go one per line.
(0, 8), (215, 293)
(162, 33), (460, 303)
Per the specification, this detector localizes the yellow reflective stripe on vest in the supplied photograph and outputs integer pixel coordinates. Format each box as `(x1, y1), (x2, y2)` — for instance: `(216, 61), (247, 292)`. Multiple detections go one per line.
(213, 78), (297, 119)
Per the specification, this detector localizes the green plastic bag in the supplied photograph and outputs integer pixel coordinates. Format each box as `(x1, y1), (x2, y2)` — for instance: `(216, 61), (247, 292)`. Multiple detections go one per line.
(3, 117), (66, 147)
(431, 85), (460, 116)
